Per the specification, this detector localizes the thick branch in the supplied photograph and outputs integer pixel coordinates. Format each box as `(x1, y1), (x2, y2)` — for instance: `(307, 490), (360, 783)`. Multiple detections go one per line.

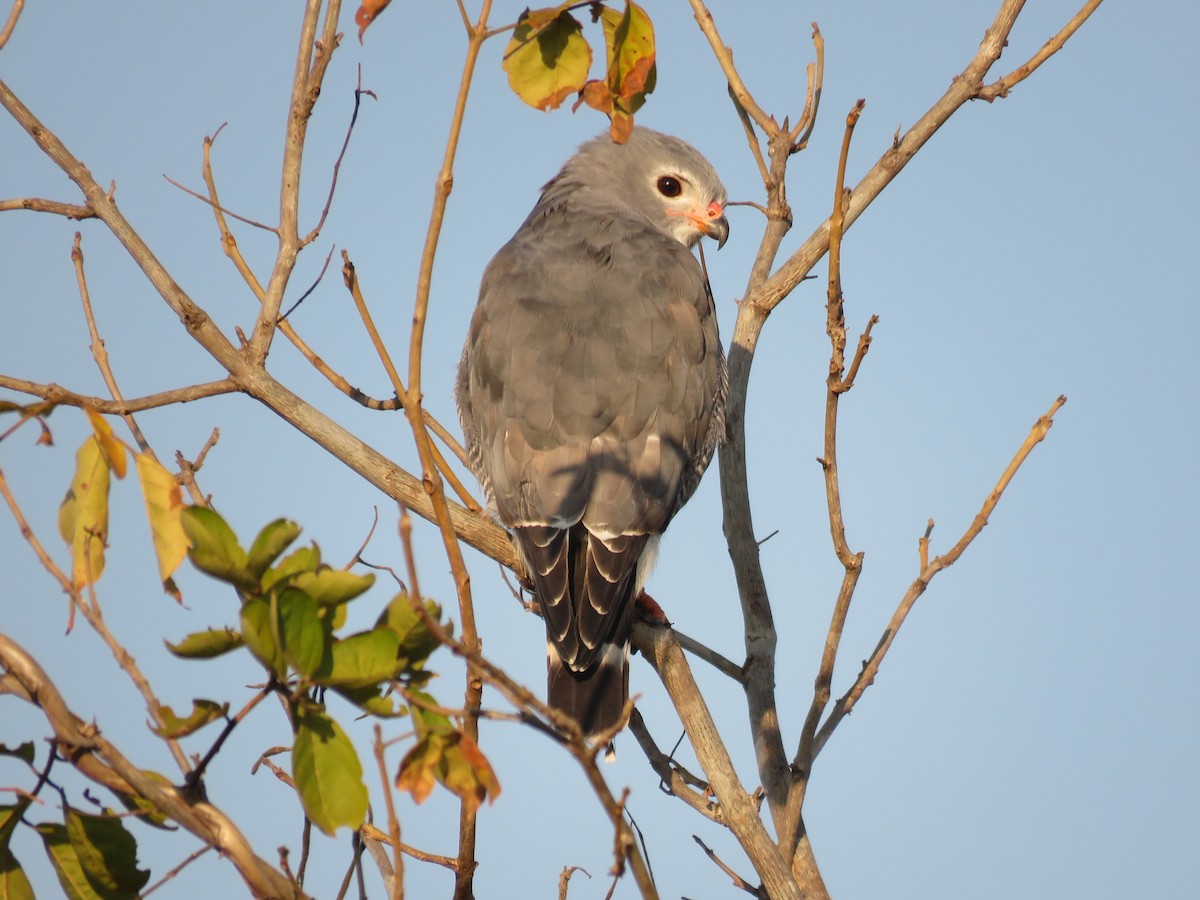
(637, 622), (802, 900)
(0, 634), (303, 899)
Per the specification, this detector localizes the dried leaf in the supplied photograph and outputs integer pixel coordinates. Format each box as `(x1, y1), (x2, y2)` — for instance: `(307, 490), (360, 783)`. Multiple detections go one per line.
(395, 728), (499, 813)
(355, 0), (392, 42)
(579, 1), (656, 141)
(84, 409), (126, 480)
(58, 435), (111, 589)
(134, 453), (188, 595)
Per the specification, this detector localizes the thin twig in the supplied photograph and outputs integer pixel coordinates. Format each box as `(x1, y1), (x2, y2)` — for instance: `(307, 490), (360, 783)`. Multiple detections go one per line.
(247, 0), (344, 361)
(812, 395), (1068, 757)
(341, 253), (479, 506)
(0, 0), (24, 50)
(0, 197), (94, 218)
(280, 244), (336, 320)
(0, 375), (238, 414)
(162, 173), (277, 232)
(141, 846), (214, 896)
(977, 0), (1105, 101)
(361, 823), (457, 871)
(73, 233), (153, 454)
(302, 65), (372, 246)
(789, 25), (825, 152)
(671, 628), (744, 683)
(627, 710), (721, 825)
(371, 726), (404, 899)
(692, 834), (762, 897)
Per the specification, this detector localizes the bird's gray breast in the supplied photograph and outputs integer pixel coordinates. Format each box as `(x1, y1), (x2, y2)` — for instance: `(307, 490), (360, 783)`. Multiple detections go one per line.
(457, 201), (724, 537)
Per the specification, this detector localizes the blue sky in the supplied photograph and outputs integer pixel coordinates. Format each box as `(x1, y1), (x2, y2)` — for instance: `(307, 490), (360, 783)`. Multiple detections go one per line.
(2, 1), (1197, 898)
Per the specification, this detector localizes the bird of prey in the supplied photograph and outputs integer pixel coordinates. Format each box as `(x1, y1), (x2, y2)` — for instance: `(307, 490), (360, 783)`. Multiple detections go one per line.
(456, 127), (728, 738)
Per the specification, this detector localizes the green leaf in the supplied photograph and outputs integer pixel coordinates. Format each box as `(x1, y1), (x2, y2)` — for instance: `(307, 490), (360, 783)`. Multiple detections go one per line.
(151, 699), (228, 738)
(38, 823), (98, 900)
(0, 744), (34, 766)
(292, 707), (368, 835)
(246, 519), (302, 580)
(379, 594), (445, 671)
(332, 684), (405, 718)
(58, 435), (111, 589)
(1, 801), (31, 849)
(278, 588), (327, 678)
(240, 598), (286, 679)
(164, 628), (243, 659)
(317, 627), (400, 689)
(181, 506), (255, 591)
(0, 846), (35, 900)
(260, 543), (321, 592)
(36, 819), (139, 900)
(111, 772), (173, 831)
(63, 810), (148, 897)
(408, 689), (453, 735)
(502, 7), (592, 111)
(290, 568), (375, 607)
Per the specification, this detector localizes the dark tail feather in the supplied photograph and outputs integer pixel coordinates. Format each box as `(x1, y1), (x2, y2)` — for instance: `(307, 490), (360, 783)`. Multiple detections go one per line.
(547, 643), (629, 739)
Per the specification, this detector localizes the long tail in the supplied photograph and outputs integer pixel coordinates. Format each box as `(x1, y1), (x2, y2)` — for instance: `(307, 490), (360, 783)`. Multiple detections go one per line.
(547, 641), (629, 739)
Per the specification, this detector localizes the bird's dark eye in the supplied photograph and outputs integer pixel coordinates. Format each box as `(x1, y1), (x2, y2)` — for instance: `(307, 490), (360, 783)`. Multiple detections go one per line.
(657, 175), (683, 198)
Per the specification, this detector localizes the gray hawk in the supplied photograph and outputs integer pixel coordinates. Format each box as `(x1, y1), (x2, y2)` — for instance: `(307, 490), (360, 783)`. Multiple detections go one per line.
(456, 127), (728, 738)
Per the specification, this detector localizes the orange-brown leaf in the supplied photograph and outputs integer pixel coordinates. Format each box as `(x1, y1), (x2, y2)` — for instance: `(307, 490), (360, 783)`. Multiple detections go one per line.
(355, 0), (392, 43)
(576, 79), (614, 115)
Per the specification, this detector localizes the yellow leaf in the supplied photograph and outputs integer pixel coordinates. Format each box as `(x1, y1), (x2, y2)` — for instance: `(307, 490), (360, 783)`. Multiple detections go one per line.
(135, 452), (188, 594)
(58, 436), (111, 589)
(503, 8), (593, 112)
(84, 408), (127, 479)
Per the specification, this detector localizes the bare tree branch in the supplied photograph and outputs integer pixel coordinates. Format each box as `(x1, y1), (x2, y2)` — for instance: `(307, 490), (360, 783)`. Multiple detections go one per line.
(0, 375), (240, 413)
(812, 394), (1067, 758)
(0, 634), (305, 899)
(0, 196), (94, 218)
(0, 0), (23, 51)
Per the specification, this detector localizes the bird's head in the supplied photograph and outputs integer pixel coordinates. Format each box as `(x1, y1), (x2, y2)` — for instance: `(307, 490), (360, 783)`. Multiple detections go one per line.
(547, 127), (729, 250)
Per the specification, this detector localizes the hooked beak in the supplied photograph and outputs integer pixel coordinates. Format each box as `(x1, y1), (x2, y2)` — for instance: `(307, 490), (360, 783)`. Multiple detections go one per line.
(704, 213), (730, 249)
(689, 200), (729, 249)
